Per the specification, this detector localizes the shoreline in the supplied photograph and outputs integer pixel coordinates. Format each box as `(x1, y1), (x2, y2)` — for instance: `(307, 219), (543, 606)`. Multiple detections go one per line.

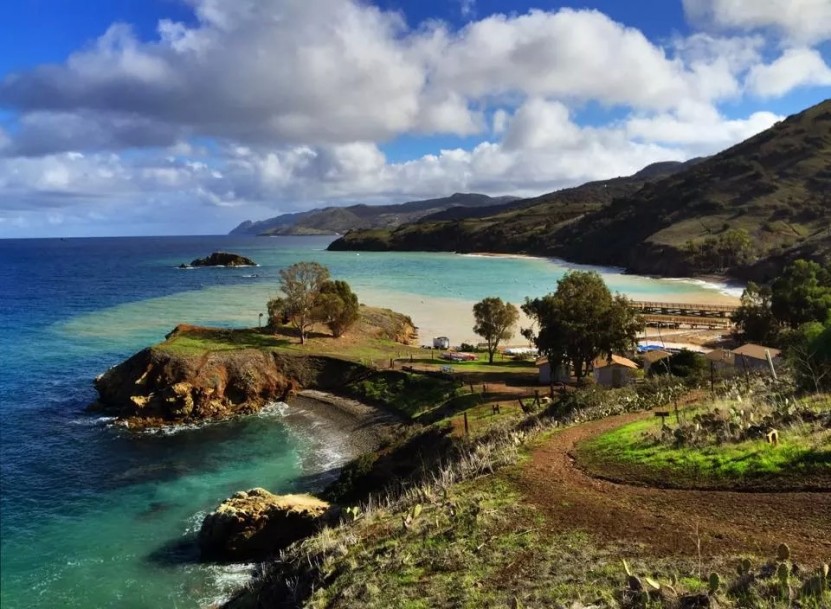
(288, 390), (405, 456)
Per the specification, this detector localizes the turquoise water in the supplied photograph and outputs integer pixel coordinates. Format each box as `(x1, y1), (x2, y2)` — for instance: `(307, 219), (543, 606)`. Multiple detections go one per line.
(0, 236), (736, 608)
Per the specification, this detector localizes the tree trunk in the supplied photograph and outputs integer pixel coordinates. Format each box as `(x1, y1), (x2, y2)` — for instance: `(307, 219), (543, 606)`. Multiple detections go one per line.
(488, 349), (495, 364)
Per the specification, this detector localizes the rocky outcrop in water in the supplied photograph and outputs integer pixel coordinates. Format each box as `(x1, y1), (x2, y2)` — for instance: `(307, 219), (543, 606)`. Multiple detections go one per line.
(198, 488), (331, 561)
(91, 327), (301, 428)
(186, 252), (257, 267)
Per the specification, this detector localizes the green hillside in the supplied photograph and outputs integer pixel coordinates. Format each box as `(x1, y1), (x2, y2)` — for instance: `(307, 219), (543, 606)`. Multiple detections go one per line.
(329, 160), (693, 253)
(330, 99), (831, 281)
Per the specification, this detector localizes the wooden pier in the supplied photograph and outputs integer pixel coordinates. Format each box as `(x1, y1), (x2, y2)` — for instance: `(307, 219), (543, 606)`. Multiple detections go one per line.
(631, 301), (738, 329)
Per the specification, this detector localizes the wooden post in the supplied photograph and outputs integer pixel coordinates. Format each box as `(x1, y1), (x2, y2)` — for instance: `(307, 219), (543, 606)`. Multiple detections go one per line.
(482, 383), (486, 394)
(741, 354), (750, 391)
(463, 411), (469, 436)
(710, 360), (715, 394)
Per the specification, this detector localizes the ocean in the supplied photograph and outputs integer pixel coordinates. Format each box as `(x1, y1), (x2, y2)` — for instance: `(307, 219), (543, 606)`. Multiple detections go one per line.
(0, 235), (739, 608)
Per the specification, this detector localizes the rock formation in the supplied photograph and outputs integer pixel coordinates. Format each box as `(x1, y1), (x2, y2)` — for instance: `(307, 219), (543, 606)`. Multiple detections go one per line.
(198, 488), (331, 561)
(187, 252), (258, 267)
(91, 328), (300, 428)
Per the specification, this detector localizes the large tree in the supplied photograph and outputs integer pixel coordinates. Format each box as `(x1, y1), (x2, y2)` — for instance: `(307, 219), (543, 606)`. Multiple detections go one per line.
(732, 281), (779, 344)
(272, 261), (330, 344)
(472, 297), (519, 363)
(317, 279), (360, 338)
(522, 271), (643, 380)
(771, 259), (831, 328)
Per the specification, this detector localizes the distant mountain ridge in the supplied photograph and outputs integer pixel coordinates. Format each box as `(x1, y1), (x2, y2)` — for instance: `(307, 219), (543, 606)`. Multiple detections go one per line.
(229, 193), (520, 236)
(328, 158), (699, 253)
(329, 99), (831, 282)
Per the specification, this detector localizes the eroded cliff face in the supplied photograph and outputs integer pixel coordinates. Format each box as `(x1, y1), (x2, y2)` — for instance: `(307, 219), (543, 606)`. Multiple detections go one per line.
(92, 346), (298, 428)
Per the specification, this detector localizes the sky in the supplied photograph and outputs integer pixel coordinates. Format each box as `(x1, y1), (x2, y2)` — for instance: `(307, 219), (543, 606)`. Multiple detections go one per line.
(0, 0), (829, 238)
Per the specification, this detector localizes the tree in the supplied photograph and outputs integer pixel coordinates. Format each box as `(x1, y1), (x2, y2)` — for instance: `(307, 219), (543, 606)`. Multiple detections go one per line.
(274, 262), (330, 344)
(317, 280), (360, 337)
(731, 281), (779, 344)
(522, 271), (643, 381)
(472, 297), (519, 363)
(771, 259), (831, 328)
(787, 315), (831, 392)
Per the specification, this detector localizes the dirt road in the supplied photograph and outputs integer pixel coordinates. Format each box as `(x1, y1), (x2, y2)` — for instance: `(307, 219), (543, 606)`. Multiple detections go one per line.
(516, 410), (831, 562)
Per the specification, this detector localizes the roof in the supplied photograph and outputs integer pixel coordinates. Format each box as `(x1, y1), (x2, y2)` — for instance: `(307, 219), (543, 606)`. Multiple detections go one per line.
(705, 348), (736, 364)
(594, 354), (639, 370)
(642, 350), (671, 363)
(732, 343), (782, 361)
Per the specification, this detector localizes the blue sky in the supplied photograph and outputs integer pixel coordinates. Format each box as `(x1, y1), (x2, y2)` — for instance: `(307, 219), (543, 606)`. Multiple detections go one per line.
(0, 0), (829, 237)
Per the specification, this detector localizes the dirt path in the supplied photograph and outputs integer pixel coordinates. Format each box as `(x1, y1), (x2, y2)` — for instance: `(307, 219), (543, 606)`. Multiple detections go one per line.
(516, 410), (831, 563)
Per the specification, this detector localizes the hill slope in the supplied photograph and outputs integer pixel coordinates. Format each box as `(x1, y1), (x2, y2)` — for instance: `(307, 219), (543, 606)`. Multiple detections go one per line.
(328, 160), (696, 253)
(229, 193), (519, 236)
(330, 99), (831, 281)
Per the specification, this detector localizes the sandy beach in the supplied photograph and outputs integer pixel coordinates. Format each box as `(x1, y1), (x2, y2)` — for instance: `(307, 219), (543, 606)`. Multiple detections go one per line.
(358, 283), (739, 348)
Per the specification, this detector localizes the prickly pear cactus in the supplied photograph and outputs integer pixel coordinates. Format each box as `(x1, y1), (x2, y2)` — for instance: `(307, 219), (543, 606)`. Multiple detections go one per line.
(708, 572), (721, 594)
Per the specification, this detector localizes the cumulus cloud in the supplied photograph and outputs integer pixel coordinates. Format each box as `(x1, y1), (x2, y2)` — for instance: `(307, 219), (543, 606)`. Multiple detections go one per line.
(1, 0), (426, 148)
(745, 48), (831, 97)
(1, 1), (760, 155)
(683, 0), (831, 44)
(0, 0), (825, 236)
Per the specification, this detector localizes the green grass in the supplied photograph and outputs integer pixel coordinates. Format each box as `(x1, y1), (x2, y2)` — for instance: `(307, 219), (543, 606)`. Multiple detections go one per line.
(344, 372), (460, 418)
(579, 416), (831, 486)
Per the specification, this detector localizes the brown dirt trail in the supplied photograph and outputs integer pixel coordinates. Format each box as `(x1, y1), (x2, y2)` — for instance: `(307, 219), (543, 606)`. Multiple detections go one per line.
(516, 410), (831, 562)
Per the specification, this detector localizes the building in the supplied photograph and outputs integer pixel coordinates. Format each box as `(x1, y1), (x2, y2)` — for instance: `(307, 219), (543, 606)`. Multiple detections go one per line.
(704, 348), (737, 374)
(536, 357), (570, 385)
(731, 343), (782, 374)
(432, 336), (450, 350)
(593, 355), (639, 388)
(641, 349), (672, 373)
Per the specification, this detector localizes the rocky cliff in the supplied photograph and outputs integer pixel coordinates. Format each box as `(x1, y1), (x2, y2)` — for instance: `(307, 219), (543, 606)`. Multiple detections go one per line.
(92, 342), (297, 428)
(92, 312), (418, 428)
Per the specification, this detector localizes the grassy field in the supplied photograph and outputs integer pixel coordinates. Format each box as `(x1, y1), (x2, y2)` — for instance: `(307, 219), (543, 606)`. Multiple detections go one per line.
(155, 305), (424, 364)
(577, 400), (831, 489)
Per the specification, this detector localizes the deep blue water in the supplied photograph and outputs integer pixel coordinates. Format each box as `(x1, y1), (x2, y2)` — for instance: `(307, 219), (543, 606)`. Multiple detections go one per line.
(0, 235), (736, 608)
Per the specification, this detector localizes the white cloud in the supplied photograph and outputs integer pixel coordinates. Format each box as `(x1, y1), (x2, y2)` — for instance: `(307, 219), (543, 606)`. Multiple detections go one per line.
(683, 0), (831, 44)
(0, 2), (762, 156)
(626, 106), (782, 153)
(424, 9), (734, 111)
(459, 0), (476, 18)
(745, 48), (831, 97)
(0, 0), (824, 236)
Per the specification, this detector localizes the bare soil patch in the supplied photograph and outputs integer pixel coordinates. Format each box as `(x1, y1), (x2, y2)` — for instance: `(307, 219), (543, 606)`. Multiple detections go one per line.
(513, 409), (831, 562)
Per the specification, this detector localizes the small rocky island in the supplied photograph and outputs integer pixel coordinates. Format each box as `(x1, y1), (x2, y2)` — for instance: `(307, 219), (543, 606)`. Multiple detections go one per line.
(198, 489), (331, 561)
(181, 251), (258, 268)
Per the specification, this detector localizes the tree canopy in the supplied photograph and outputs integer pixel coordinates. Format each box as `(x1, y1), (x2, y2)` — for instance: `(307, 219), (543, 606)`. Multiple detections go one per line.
(731, 281), (779, 344)
(472, 297), (519, 364)
(522, 271), (642, 380)
(318, 280), (360, 338)
(771, 259), (831, 328)
(732, 259), (831, 342)
(270, 262), (330, 344)
(268, 263), (361, 343)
